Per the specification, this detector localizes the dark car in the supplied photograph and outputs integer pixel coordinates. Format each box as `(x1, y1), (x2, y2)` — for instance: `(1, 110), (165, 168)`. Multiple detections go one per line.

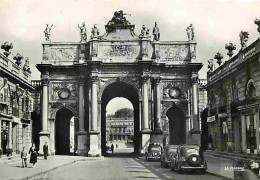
(161, 145), (178, 168)
(170, 145), (207, 174)
(145, 143), (162, 162)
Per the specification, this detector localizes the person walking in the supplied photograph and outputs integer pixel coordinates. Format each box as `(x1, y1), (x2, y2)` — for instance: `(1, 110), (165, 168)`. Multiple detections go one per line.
(111, 144), (114, 154)
(29, 143), (37, 168)
(208, 134), (213, 150)
(43, 142), (48, 160)
(21, 147), (27, 168)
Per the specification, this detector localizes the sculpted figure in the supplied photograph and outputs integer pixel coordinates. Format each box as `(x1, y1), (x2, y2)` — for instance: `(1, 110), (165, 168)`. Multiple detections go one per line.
(186, 24), (195, 41)
(139, 25), (147, 38)
(78, 22), (87, 41)
(23, 57), (31, 73)
(91, 24), (100, 39)
(207, 59), (215, 72)
(153, 22), (160, 41)
(44, 24), (53, 41)
(239, 31), (249, 49)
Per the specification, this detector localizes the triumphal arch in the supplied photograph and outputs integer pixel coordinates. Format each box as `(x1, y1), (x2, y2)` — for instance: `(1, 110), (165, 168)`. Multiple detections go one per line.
(37, 11), (202, 156)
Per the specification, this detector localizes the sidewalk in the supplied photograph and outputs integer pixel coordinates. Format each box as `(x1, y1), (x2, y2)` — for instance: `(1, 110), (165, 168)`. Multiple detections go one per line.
(0, 155), (104, 180)
(205, 154), (234, 180)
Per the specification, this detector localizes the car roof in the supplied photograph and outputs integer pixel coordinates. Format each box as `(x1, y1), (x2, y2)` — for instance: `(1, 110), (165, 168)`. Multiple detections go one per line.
(179, 145), (200, 149)
(164, 145), (179, 148)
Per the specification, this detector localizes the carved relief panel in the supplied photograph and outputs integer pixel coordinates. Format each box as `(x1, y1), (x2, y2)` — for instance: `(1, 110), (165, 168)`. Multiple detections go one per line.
(43, 45), (78, 62)
(158, 44), (189, 64)
(51, 83), (78, 100)
(162, 81), (189, 100)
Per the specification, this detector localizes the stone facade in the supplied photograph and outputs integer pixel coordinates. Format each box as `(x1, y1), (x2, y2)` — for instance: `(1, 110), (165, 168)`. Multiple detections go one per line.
(0, 45), (34, 155)
(205, 36), (260, 154)
(106, 117), (134, 142)
(36, 11), (202, 156)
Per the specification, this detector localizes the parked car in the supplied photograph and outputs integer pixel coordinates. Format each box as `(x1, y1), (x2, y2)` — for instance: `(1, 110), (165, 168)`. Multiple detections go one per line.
(161, 145), (179, 168)
(145, 143), (162, 162)
(170, 145), (207, 174)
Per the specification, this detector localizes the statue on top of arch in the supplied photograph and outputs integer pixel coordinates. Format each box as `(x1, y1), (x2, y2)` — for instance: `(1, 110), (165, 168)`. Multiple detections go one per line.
(106, 10), (131, 33)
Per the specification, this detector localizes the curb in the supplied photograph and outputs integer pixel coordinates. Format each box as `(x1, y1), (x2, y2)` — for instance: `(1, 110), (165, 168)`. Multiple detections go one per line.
(21, 156), (105, 180)
(206, 171), (234, 180)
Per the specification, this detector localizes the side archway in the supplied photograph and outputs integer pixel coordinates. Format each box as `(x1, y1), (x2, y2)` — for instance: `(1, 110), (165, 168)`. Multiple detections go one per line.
(166, 107), (186, 145)
(55, 107), (74, 155)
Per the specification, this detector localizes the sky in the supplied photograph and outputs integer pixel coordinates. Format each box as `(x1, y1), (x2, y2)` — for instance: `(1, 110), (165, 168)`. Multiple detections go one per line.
(0, 0), (259, 113)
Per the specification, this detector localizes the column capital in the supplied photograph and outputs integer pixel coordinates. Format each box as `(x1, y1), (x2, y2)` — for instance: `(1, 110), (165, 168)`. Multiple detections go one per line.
(78, 78), (85, 85)
(191, 76), (199, 84)
(91, 75), (99, 83)
(41, 78), (49, 86)
(141, 76), (149, 84)
(153, 77), (161, 85)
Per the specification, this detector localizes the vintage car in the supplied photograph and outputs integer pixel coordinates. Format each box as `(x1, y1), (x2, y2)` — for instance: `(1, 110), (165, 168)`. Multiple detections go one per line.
(160, 145), (179, 168)
(170, 145), (207, 174)
(145, 143), (162, 162)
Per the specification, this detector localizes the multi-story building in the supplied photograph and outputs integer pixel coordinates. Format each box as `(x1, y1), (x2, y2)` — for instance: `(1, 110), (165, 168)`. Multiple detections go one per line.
(106, 117), (134, 142)
(204, 22), (260, 155)
(0, 42), (34, 155)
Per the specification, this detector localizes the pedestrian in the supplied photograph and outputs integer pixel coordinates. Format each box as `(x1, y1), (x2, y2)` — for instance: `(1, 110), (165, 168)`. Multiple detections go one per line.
(43, 142), (48, 160)
(111, 144), (114, 154)
(116, 144), (118, 148)
(208, 134), (213, 150)
(21, 147), (27, 168)
(29, 143), (37, 168)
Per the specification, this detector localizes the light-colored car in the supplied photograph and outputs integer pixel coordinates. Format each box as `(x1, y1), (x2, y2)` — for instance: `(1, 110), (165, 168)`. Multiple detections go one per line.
(170, 145), (207, 174)
(161, 145), (178, 168)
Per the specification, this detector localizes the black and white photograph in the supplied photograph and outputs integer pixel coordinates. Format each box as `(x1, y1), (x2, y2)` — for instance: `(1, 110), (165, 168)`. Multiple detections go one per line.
(0, 0), (259, 179)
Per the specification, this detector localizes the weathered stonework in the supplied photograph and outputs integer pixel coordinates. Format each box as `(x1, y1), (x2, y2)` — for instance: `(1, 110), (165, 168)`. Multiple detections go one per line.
(36, 11), (202, 156)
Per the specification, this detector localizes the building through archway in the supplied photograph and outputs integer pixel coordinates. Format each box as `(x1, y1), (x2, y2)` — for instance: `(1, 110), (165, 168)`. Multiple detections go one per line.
(36, 11), (202, 156)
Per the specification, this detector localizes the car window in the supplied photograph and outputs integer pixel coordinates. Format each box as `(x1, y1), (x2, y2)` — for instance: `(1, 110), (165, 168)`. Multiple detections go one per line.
(180, 147), (199, 157)
(168, 148), (177, 153)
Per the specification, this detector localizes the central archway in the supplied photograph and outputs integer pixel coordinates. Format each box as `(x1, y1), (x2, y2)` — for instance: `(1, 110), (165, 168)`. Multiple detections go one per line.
(101, 81), (140, 156)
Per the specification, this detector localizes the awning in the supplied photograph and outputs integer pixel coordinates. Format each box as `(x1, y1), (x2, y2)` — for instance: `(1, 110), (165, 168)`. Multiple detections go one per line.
(207, 116), (215, 123)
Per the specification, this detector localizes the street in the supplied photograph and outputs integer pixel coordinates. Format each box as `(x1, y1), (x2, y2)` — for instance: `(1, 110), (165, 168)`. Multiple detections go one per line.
(33, 144), (223, 180)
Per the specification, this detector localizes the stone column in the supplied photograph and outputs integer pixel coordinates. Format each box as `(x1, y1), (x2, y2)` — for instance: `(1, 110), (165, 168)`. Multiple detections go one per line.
(141, 76), (151, 154)
(39, 79), (50, 154)
(88, 76), (101, 157)
(254, 112), (259, 154)
(241, 115), (247, 153)
(154, 77), (162, 131)
(77, 79), (88, 156)
(8, 121), (12, 149)
(189, 75), (200, 145)
(191, 76), (199, 130)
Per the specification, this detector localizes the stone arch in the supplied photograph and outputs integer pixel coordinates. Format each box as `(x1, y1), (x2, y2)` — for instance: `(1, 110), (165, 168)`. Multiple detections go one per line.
(98, 78), (141, 101)
(162, 101), (187, 118)
(55, 107), (75, 155)
(51, 103), (77, 119)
